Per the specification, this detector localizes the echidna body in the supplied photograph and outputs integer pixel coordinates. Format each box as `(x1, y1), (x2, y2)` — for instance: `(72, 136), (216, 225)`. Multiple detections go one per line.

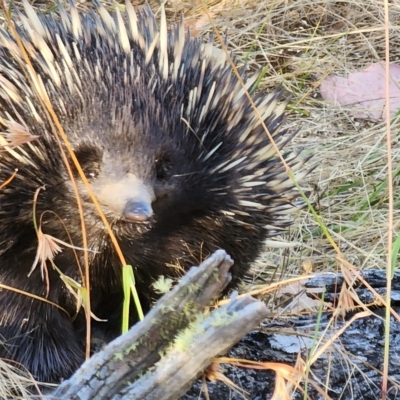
(0, 0), (306, 383)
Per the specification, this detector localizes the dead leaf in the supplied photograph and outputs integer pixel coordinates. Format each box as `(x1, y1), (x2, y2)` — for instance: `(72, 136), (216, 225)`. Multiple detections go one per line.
(276, 281), (331, 314)
(320, 62), (400, 120)
(1, 120), (39, 147)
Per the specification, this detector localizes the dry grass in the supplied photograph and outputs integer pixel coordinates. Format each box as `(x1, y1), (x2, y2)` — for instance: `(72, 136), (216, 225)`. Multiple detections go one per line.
(0, 0), (399, 397)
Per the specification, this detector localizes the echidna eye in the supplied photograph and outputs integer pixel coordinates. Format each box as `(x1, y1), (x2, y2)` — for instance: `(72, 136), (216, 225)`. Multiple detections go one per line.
(85, 163), (100, 179)
(72, 143), (102, 180)
(155, 156), (172, 182)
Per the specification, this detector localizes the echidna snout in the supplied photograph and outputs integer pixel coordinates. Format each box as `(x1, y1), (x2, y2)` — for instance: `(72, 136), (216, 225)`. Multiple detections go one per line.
(93, 174), (155, 222)
(123, 199), (154, 222)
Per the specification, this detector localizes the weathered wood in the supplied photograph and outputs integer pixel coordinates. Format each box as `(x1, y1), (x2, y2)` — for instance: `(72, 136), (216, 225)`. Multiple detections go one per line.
(49, 250), (269, 400)
(115, 296), (267, 400)
(305, 269), (400, 304)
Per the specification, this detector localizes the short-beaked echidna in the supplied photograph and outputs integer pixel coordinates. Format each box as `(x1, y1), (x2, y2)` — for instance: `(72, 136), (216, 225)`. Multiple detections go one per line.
(0, 0), (307, 383)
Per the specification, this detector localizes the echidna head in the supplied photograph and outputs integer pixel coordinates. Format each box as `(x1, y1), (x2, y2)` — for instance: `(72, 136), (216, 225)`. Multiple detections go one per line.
(63, 97), (225, 239)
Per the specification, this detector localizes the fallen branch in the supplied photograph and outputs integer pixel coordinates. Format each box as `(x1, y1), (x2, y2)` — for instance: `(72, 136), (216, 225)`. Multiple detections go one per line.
(49, 250), (268, 400)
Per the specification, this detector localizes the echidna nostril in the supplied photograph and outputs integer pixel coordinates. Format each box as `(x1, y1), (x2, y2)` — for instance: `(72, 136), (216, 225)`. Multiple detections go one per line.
(123, 200), (153, 222)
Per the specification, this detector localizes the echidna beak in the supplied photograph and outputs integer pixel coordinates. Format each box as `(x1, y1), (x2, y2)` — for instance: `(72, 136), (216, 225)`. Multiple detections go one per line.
(94, 174), (155, 222)
(123, 199), (153, 223)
